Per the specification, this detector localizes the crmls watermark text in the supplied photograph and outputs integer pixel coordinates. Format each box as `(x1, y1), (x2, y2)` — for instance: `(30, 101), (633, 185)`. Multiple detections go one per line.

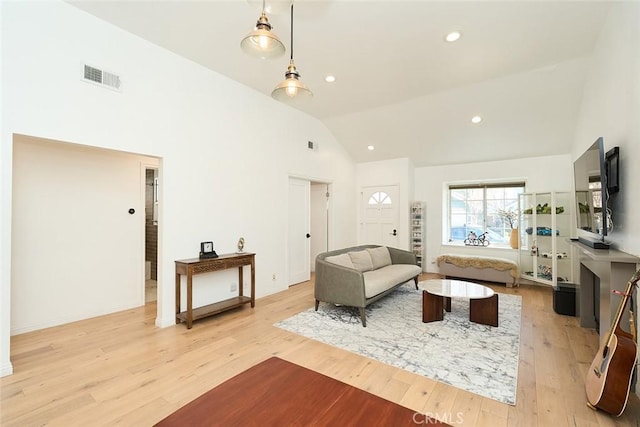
(412, 412), (464, 425)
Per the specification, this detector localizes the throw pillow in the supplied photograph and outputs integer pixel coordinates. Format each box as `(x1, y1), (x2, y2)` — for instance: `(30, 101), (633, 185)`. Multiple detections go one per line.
(325, 253), (354, 269)
(366, 246), (392, 269)
(348, 250), (373, 272)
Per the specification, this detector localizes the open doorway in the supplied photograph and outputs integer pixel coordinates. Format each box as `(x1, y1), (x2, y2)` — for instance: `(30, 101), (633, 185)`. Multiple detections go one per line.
(144, 168), (158, 303)
(287, 178), (331, 286)
(11, 134), (160, 334)
(310, 182), (329, 272)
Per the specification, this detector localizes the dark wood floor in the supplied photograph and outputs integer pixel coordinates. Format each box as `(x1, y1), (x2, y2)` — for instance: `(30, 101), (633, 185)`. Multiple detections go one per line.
(155, 356), (449, 426)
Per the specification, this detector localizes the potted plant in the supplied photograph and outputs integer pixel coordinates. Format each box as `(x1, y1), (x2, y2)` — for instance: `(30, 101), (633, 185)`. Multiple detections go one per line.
(497, 209), (519, 249)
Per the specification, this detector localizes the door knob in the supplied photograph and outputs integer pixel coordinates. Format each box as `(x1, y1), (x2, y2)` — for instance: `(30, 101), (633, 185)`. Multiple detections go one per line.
(391, 229), (397, 236)
(306, 233), (311, 238)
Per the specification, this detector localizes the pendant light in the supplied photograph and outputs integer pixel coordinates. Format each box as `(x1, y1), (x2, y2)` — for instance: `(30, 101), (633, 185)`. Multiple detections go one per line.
(271, 2), (313, 103)
(240, 0), (285, 59)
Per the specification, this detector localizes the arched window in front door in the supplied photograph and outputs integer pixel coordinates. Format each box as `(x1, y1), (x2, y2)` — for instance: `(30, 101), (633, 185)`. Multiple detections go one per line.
(368, 191), (392, 205)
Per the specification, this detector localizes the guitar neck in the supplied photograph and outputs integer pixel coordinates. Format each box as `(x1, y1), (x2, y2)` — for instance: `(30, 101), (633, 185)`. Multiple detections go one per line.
(604, 268), (640, 346)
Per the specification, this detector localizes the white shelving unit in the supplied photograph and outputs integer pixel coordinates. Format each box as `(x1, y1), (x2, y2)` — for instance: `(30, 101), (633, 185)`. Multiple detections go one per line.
(410, 202), (425, 271)
(518, 192), (572, 286)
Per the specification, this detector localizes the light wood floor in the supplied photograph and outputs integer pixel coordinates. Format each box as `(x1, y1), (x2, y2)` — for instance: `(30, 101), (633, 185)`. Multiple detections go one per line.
(2, 274), (639, 426)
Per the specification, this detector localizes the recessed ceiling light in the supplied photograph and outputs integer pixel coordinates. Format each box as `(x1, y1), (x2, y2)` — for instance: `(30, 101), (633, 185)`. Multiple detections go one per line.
(324, 75), (336, 83)
(445, 31), (461, 42)
(367, 145), (375, 151)
(471, 115), (482, 124)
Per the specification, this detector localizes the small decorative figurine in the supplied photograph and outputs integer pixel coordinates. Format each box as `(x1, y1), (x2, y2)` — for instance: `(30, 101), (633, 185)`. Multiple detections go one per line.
(237, 237), (245, 253)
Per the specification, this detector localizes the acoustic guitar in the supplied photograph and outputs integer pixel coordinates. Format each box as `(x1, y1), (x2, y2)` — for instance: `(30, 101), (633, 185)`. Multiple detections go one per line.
(585, 268), (640, 416)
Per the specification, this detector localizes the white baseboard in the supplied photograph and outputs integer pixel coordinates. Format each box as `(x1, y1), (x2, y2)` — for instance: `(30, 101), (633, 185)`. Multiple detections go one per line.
(10, 302), (140, 335)
(156, 316), (174, 328)
(1, 361), (14, 377)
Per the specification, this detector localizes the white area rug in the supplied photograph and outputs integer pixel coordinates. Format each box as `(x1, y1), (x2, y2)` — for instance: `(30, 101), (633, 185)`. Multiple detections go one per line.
(275, 284), (521, 405)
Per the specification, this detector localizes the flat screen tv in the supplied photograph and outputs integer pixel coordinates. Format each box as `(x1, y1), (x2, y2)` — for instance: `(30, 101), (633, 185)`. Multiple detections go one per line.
(573, 137), (610, 249)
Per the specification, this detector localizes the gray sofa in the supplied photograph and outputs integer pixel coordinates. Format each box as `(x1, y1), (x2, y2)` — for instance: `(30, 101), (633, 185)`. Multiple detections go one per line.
(314, 245), (422, 326)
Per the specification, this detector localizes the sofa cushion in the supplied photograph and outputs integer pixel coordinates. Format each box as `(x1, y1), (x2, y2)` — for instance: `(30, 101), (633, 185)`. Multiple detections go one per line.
(325, 253), (354, 269)
(366, 247), (392, 270)
(348, 250), (374, 272)
(362, 264), (422, 298)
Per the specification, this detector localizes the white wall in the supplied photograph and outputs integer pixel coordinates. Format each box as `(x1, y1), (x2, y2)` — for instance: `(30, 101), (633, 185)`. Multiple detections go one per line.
(0, 0), (8, 378)
(414, 154), (573, 272)
(572, 2), (640, 258)
(356, 158), (413, 250)
(1, 1), (357, 376)
(570, 2), (640, 396)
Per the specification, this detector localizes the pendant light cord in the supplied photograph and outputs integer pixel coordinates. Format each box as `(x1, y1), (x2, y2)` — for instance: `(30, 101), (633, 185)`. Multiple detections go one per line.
(290, 3), (294, 61)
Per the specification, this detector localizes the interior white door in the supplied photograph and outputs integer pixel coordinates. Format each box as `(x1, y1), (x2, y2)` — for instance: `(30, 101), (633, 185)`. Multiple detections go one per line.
(361, 185), (400, 247)
(288, 178), (311, 285)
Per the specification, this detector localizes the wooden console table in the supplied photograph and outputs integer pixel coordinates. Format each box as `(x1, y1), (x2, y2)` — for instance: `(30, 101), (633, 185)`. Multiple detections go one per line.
(175, 253), (255, 329)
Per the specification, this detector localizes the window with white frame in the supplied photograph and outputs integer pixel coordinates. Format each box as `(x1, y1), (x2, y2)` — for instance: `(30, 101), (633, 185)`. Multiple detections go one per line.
(448, 183), (525, 245)
(368, 191), (392, 205)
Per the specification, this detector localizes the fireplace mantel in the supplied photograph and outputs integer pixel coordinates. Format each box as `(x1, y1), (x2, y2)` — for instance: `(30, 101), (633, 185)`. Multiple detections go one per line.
(569, 242), (639, 339)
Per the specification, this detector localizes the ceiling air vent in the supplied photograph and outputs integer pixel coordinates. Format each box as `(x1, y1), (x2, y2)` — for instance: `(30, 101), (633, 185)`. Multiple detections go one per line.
(83, 64), (122, 92)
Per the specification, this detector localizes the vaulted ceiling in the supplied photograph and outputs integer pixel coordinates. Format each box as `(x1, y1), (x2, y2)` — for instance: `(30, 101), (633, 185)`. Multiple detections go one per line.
(68, 0), (612, 166)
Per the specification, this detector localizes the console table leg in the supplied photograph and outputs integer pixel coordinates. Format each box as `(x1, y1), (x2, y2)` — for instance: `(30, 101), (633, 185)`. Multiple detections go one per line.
(175, 272), (181, 324)
(422, 291), (444, 323)
(186, 274), (193, 329)
(250, 258), (255, 308)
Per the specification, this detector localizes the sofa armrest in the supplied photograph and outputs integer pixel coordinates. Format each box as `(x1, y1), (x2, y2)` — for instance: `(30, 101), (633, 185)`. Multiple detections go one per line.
(387, 246), (417, 265)
(315, 258), (367, 307)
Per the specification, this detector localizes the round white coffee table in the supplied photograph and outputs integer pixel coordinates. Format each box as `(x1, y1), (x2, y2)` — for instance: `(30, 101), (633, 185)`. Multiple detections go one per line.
(419, 279), (499, 326)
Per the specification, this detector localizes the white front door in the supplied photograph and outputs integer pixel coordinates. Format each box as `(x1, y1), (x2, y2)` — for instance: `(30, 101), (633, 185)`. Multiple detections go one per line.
(288, 178), (311, 285)
(361, 185), (400, 247)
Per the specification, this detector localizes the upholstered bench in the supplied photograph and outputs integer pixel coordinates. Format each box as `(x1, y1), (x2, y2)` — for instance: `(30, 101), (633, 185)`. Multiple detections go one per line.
(436, 254), (519, 288)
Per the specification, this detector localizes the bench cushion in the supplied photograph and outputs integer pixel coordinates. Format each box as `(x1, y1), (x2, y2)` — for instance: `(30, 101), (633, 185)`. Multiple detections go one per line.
(436, 254), (519, 279)
(363, 264), (422, 298)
